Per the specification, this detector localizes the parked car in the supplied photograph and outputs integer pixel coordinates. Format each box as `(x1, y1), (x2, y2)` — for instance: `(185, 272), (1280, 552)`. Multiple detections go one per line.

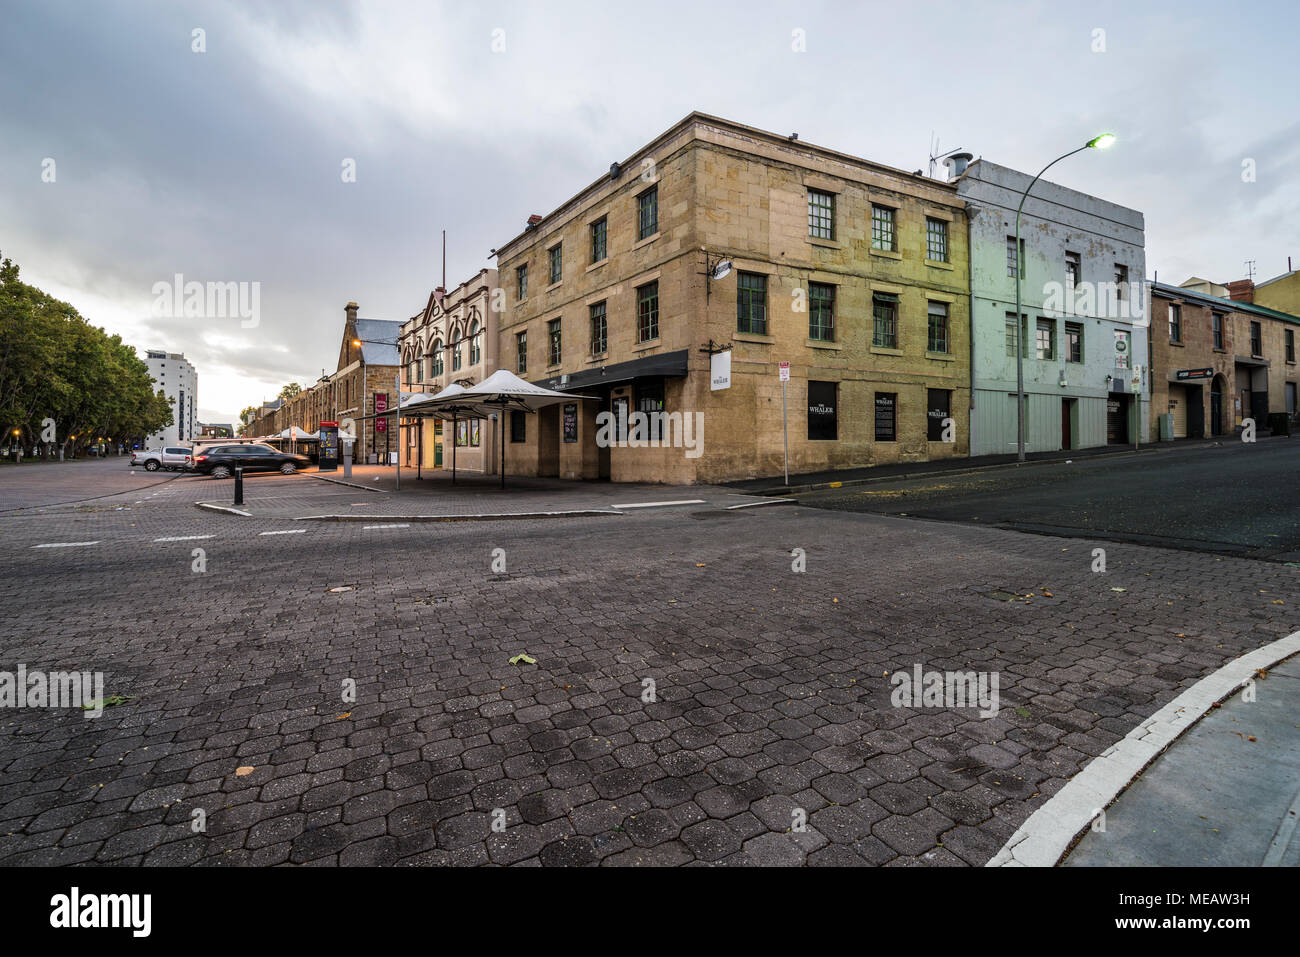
(130, 447), (192, 472)
(191, 443), (311, 478)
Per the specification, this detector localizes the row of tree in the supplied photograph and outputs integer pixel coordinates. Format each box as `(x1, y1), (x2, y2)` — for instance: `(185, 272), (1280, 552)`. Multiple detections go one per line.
(0, 258), (173, 457)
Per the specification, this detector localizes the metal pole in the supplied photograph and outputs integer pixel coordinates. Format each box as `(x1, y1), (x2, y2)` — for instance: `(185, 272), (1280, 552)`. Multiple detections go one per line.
(782, 378), (789, 486)
(1013, 145), (1090, 464)
(417, 418), (423, 480)
(451, 413), (457, 485)
(499, 407), (505, 490)
(394, 373), (400, 491)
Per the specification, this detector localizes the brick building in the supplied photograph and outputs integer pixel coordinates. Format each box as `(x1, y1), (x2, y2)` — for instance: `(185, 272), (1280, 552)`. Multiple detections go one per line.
(245, 302), (402, 457)
(1147, 280), (1300, 437)
(492, 112), (970, 484)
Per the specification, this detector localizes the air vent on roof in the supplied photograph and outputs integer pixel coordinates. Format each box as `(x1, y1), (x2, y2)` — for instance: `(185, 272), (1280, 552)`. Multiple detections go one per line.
(610, 162), (621, 180)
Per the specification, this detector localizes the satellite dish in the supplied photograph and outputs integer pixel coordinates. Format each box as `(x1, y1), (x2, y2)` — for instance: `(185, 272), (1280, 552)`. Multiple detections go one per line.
(711, 259), (733, 281)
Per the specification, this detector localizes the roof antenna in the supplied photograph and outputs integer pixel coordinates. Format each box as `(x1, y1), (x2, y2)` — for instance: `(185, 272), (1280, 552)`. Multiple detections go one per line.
(929, 135), (968, 180)
(1244, 259), (1256, 281)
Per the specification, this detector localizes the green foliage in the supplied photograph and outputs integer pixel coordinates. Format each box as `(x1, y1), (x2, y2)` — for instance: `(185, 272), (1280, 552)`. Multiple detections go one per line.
(279, 382), (302, 399)
(0, 257), (172, 453)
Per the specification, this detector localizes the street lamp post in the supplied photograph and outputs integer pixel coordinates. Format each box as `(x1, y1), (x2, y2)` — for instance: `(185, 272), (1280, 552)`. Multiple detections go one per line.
(1013, 133), (1115, 462)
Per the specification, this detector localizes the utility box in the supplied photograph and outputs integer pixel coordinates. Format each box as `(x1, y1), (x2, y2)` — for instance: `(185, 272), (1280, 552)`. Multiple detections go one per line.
(1157, 413), (1174, 441)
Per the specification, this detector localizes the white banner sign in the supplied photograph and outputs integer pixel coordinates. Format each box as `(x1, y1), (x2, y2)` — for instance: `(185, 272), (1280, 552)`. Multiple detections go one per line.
(710, 350), (731, 391)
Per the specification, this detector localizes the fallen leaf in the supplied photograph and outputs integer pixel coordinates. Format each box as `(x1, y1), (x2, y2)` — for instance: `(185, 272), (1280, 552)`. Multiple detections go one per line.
(235, 766), (255, 776)
(509, 653), (537, 666)
(336, 712), (351, 720)
(695, 563), (706, 567)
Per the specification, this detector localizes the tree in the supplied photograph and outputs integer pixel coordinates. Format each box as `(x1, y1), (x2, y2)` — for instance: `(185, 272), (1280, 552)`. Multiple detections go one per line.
(0, 257), (171, 457)
(239, 406), (259, 428)
(279, 382), (303, 399)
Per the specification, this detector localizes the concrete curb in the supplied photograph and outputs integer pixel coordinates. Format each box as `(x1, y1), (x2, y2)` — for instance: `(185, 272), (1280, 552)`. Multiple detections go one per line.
(304, 473), (387, 492)
(195, 502), (251, 517)
(293, 509), (623, 523)
(724, 498), (797, 510)
(986, 628), (1300, 867)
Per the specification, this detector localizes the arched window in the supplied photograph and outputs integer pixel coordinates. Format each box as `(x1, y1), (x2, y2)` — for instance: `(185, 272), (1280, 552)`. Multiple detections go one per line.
(451, 323), (463, 371)
(469, 320), (481, 365)
(431, 339), (444, 377)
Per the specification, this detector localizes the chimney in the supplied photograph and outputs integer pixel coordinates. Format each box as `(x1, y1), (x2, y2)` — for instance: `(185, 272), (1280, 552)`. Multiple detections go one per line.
(1226, 279), (1255, 303)
(943, 152), (973, 179)
(345, 301), (359, 323)
(526, 214), (543, 228)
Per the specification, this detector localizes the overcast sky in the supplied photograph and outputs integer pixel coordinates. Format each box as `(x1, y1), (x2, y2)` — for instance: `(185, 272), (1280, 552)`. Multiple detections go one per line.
(2, 0), (1296, 424)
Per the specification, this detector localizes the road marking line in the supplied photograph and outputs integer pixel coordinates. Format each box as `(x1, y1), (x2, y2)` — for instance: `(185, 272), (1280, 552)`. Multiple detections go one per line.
(611, 499), (706, 509)
(32, 541), (100, 548)
(259, 529), (307, 535)
(725, 499), (796, 510)
(363, 524), (410, 529)
(153, 535), (215, 542)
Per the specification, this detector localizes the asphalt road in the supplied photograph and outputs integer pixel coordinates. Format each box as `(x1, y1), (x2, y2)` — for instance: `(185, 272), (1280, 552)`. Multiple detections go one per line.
(795, 439), (1300, 562)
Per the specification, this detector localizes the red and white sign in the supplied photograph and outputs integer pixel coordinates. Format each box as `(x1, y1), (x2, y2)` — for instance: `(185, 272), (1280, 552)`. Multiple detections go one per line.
(779, 361), (790, 382)
(374, 393), (388, 432)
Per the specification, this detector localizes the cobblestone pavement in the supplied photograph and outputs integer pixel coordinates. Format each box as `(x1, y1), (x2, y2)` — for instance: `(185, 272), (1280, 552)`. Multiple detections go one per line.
(0, 465), (1296, 866)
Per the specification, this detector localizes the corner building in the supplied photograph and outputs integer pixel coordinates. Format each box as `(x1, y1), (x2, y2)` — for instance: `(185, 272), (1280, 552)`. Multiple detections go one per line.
(493, 113), (971, 484)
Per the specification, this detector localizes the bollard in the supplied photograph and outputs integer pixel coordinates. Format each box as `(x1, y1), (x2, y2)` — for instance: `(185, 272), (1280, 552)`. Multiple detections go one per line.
(234, 465), (244, 506)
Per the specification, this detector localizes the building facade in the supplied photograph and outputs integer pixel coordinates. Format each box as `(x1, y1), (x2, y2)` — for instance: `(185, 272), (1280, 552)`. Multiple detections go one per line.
(244, 302), (402, 458)
(493, 112), (971, 485)
(953, 159), (1148, 454)
(397, 269), (500, 474)
(144, 350), (197, 447)
(1148, 281), (1300, 437)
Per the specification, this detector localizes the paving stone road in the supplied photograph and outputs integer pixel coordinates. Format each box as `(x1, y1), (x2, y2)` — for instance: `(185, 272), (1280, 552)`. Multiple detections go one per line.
(0, 460), (1296, 866)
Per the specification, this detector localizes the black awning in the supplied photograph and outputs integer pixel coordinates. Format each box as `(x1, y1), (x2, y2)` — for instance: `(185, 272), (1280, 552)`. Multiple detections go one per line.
(534, 349), (689, 392)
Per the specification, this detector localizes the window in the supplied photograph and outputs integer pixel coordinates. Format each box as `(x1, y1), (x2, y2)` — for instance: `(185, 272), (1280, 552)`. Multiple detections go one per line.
(637, 381), (664, 440)
(408, 358), (418, 383)
(510, 410), (527, 443)
(871, 205), (896, 251)
(591, 217), (607, 263)
(927, 390), (951, 441)
(737, 272), (767, 334)
(807, 381), (838, 441)
(809, 283), (835, 341)
(875, 393), (897, 442)
(926, 218), (948, 262)
(515, 332), (527, 374)
(1114, 263), (1128, 299)
(431, 339), (444, 376)
(1066, 322), (1084, 363)
(469, 320), (481, 365)
(1005, 312), (1028, 358)
(1065, 251), (1081, 291)
(1251, 321), (1263, 356)
(1169, 304), (1182, 343)
(1036, 318), (1055, 360)
(548, 244), (562, 285)
(452, 338), (462, 371)
(808, 189), (834, 239)
(516, 264), (528, 300)
(589, 301), (607, 355)
(1007, 236), (1024, 278)
(927, 301), (949, 354)
(637, 282), (659, 342)
(547, 318), (562, 365)
(637, 186), (658, 240)
(1212, 313), (1224, 349)
(872, 293), (898, 348)
(1288, 330), (1296, 363)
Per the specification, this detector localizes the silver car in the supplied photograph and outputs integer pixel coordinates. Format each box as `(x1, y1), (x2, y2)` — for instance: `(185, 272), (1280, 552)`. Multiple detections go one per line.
(130, 447), (192, 472)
